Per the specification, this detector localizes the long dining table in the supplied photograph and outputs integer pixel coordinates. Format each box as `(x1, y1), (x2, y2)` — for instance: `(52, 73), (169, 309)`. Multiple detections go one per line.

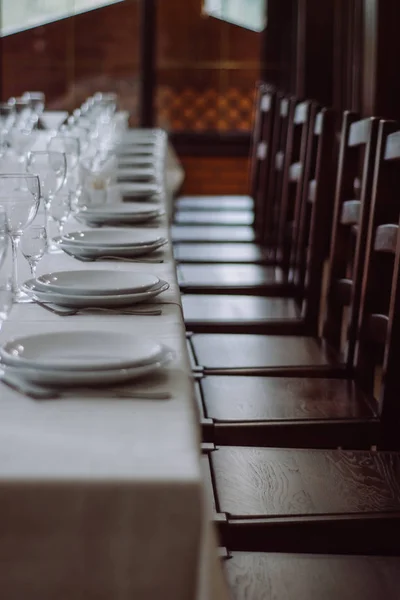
(0, 129), (228, 599)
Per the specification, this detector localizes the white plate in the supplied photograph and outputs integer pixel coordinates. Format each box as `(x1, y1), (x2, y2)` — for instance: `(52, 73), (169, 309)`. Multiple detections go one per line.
(77, 206), (164, 226)
(118, 156), (158, 167)
(118, 183), (161, 197)
(62, 229), (164, 247)
(2, 347), (173, 385)
(35, 270), (160, 296)
(57, 238), (167, 258)
(117, 168), (157, 182)
(22, 278), (169, 307)
(1, 331), (167, 371)
(81, 203), (162, 217)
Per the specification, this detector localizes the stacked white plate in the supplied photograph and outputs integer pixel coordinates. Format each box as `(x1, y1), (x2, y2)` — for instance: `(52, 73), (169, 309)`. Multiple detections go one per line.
(117, 167), (157, 183)
(118, 182), (162, 199)
(0, 331), (173, 386)
(77, 203), (164, 226)
(22, 269), (170, 307)
(55, 228), (168, 259)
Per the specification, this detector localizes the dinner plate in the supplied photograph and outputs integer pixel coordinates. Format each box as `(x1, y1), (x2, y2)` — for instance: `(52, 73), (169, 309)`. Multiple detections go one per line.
(35, 270), (160, 296)
(2, 346), (173, 385)
(117, 167), (157, 182)
(1, 331), (167, 371)
(118, 182), (161, 197)
(22, 278), (170, 307)
(118, 156), (158, 167)
(80, 203), (163, 218)
(76, 206), (164, 226)
(56, 237), (167, 258)
(61, 229), (165, 247)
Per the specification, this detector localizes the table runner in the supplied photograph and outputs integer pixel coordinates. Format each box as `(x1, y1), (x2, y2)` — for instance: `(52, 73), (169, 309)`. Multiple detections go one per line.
(0, 131), (229, 599)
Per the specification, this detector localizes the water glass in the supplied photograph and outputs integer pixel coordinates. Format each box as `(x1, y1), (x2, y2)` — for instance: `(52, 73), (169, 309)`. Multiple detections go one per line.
(0, 268), (12, 333)
(21, 225), (47, 278)
(22, 92), (45, 117)
(49, 192), (71, 237)
(26, 151), (67, 236)
(0, 173), (41, 302)
(0, 207), (7, 269)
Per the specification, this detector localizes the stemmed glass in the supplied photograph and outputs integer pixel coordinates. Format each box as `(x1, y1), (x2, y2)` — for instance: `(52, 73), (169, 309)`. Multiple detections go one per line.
(25, 151), (66, 237)
(0, 174), (41, 302)
(22, 92), (45, 118)
(48, 192), (71, 238)
(21, 225), (47, 278)
(0, 207), (8, 269)
(47, 135), (81, 198)
(0, 261), (12, 334)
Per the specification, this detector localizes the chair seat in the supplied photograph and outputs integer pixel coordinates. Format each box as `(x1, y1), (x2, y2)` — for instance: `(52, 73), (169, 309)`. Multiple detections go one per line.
(190, 333), (337, 373)
(224, 551), (400, 600)
(173, 243), (272, 264)
(200, 376), (378, 447)
(174, 211), (254, 226)
(178, 265), (290, 294)
(176, 195), (254, 212)
(183, 297), (303, 334)
(208, 446), (400, 553)
(171, 225), (255, 243)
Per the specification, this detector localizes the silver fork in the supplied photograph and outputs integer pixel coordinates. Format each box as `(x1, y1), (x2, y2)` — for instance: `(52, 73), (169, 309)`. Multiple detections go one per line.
(35, 301), (162, 317)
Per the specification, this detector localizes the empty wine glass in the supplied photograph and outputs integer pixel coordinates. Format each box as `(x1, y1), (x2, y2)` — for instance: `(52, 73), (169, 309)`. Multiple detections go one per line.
(0, 207), (7, 269)
(26, 151), (66, 237)
(0, 263), (12, 333)
(22, 92), (45, 117)
(48, 192), (71, 238)
(21, 225), (47, 278)
(0, 174), (41, 302)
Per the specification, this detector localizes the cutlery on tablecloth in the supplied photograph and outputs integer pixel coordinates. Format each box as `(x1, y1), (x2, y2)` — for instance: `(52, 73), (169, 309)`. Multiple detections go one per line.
(0, 371), (172, 401)
(35, 301), (163, 317)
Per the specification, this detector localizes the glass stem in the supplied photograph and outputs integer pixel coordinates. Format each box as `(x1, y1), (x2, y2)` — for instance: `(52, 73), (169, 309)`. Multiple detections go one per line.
(30, 261), (37, 278)
(58, 222), (64, 237)
(10, 234), (21, 298)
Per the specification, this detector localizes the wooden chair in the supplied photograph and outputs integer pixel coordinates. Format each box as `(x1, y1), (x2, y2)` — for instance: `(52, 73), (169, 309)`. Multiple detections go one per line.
(176, 98), (310, 296)
(202, 123), (400, 555)
(222, 550), (400, 600)
(194, 117), (398, 450)
(182, 113), (377, 337)
(175, 81), (268, 215)
(170, 93), (289, 245)
(174, 85), (276, 230)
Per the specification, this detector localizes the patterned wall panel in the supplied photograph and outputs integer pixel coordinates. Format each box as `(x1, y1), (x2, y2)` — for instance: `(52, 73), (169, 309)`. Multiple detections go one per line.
(156, 85), (256, 131)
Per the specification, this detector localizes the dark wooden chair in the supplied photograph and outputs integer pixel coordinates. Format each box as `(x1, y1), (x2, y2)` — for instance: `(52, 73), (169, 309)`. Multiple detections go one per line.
(174, 81), (268, 215)
(183, 113), (378, 336)
(194, 117), (398, 449)
(222, 550), (400, 600)
(174, 85), (276, 230)
(176, 98), (311, 295)
(201, 123), (400, 555)
(170, 92), (288, 245)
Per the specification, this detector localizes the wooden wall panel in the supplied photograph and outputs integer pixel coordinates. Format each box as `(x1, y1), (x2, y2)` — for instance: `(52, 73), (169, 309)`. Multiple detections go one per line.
(179, 156), (250, 195)
(1, 1), (141, 119)
(362, 0), (400, 119)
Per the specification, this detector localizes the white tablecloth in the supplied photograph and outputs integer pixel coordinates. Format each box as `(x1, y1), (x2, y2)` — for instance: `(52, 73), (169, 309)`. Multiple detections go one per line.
(0, 134), (228, 600)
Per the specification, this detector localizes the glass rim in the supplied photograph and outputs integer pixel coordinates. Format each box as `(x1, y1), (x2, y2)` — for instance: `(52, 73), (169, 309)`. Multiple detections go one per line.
(0, 173), (40, 179)
(27, 150), (66, 157)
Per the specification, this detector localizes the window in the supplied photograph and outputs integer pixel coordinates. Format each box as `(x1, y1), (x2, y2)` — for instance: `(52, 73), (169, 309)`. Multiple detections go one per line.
(203, 0), (266, 32)
(1, 0), (125, 36)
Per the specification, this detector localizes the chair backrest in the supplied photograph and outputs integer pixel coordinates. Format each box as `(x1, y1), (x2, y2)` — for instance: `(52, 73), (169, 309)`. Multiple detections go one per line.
(292, 105), (337, 333)
(252, 85), (277, 237)
(248, 82), (275, 201)
(262, 94), (294, 245)
(351, 121), (400, 448)
(322, 113), (380, 363)
(276, 100), (313, 269)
